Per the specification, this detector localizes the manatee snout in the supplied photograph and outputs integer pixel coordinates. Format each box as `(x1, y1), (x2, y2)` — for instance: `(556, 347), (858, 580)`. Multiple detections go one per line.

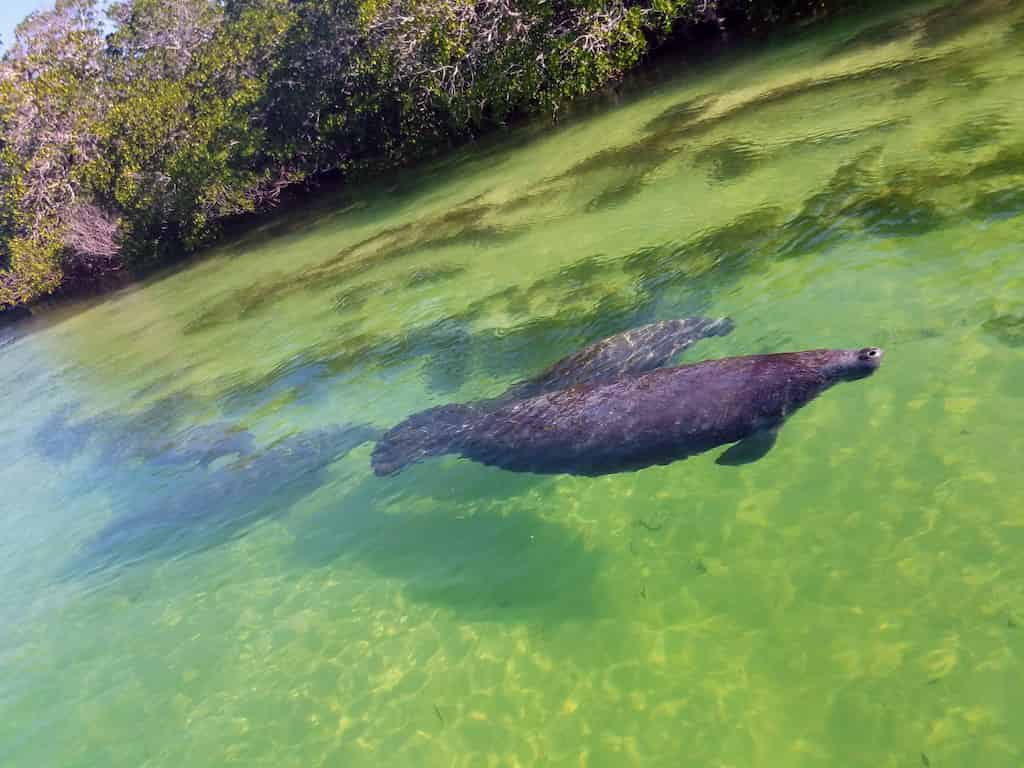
(857, 346), (884, 367)
(841, 346), (884, 380)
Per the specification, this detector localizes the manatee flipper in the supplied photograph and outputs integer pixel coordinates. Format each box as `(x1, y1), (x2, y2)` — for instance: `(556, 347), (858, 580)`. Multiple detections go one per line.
(500, 316), (736, 402)
(715, 427), (779, 466)
(371, 404), (479, 476)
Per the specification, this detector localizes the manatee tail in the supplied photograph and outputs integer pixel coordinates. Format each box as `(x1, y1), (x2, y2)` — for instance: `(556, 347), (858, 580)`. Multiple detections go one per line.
(700, 316), (735, 339)
(371, 404), (479, 476)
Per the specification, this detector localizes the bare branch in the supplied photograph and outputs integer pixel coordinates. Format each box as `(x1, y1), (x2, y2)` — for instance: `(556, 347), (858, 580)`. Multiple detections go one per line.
(63, 202), (121, 260)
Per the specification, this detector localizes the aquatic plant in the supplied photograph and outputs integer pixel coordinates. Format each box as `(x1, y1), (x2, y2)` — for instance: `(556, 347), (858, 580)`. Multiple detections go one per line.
(969, 188), (1024, 222)
(182, 199), (525, 335)
(826, 16), (917, 57)
(915, 0), (1015, 48)
(938, 117), (1010, 154)
(642, 96), (715, 135)
(983, 314), (1024, 347)
(584, 176), (650, 211)
(333, 280), (384, 313)
(403, 264), (467, 289)
(967, 142), (1024, 181)
(694, 138), (765, 181)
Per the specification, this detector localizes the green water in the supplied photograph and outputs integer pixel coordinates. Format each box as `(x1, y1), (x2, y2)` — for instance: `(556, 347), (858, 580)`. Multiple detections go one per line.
(4, 1), (1024, 765)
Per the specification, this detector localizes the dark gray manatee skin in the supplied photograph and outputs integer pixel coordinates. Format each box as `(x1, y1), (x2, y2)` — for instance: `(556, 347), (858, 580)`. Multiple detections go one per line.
(371, 347), (883, 477)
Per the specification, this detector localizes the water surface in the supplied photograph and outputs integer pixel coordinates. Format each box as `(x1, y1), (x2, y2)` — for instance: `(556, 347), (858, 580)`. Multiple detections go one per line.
(3, 1), (1024, 765)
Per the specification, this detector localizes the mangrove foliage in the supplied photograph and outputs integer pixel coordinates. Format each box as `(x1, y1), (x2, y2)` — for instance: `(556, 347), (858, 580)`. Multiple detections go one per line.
(0, 0), (852, 309)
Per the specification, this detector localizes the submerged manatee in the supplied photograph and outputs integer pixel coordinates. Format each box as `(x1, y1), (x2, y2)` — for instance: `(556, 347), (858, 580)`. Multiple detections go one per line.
(372, 347), (884, 476)
(312, 316), (735, 467)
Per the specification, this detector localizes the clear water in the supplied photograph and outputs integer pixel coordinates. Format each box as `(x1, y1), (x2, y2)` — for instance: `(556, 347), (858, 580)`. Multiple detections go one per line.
(4, 1), (1024, 765)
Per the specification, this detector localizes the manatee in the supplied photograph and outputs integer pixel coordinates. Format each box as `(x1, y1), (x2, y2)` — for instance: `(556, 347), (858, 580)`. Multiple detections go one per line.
(293, 316), (735, 468)
(371, 347), (884, 477)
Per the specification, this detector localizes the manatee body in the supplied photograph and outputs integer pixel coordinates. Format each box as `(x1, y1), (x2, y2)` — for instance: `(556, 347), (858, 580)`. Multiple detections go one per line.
(372, 347), (883, 477)
(368, 316), (734, 472)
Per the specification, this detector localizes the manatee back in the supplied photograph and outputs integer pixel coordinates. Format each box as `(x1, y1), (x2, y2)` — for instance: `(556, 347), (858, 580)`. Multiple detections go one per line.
(498, 316), (734, 403)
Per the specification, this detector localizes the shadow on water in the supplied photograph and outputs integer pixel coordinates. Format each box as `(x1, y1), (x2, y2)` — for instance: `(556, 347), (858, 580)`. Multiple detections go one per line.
(403, 263), (467, 289)
(38, 129), (1017, 444)
(290, 461), (604, 622)
(60, 425), (379, 578)
(136, 141), (1006, 420)
(771, 149), (951, 242)
(536, 138), (678, 213)
(201, 256), (657, 413)
(32, 402), (102, 463)
(216, 351), (338, 415)
(183, 199), (527, 336)
(978, 313), (1024, 348)
(641, 96), (715, 136)
(661, 57), (941, 138)
(555, 42), (985, 210)
(0, 327), (20, 351)
(584, 176), (649, 212)
(30, 393), (214, 468)
(825, 0), (1017, 57)
(171, 27), (1012, 343)
(982, 314), (1024, 348)
(622, 206), (785, 298)
(937, 114), (1011, 154)
(969, 188), (1024, 223)
(915, 0), (1017, 48)
(59, 421), (604, 622)
(693, 138), (765, 182)
(967, 141), (1024, 181)
(825, 14), (917, 57)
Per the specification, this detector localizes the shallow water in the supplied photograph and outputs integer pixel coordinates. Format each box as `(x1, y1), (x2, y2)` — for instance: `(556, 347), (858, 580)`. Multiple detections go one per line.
(4, 0), (1024, 765)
